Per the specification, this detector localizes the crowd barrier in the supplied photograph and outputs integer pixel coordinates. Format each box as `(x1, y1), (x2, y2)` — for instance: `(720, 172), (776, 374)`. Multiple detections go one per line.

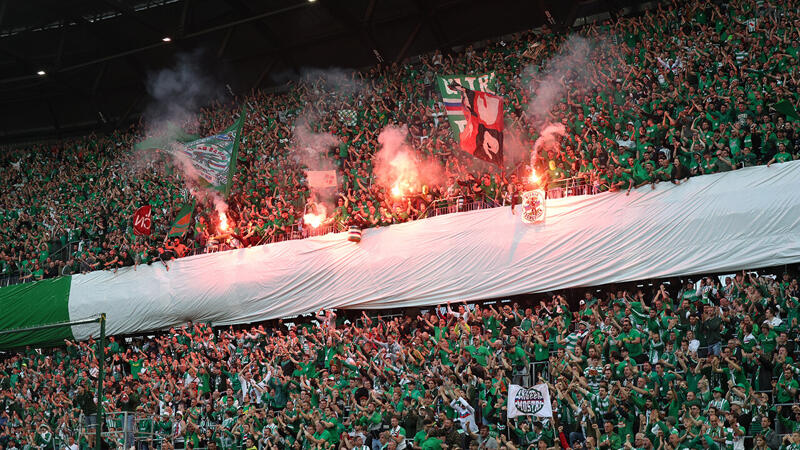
(0, 176), (601, 287)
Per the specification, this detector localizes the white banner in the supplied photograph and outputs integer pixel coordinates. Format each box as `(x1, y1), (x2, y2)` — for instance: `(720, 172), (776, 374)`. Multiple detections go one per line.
(306, 170), (338, 189)
(508, 384), (552, 418)
(67, 161), (800, 340)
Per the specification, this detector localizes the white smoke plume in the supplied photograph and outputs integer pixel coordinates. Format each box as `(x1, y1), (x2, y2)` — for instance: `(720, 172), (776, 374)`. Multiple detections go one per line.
(137, 51), (230, 230)
(290, 119), (339, 171)
(300, 67), (364, 99)
(144, 50), (219, 135)
(525, 35), (593, 124)
(532, 123), (566, 165)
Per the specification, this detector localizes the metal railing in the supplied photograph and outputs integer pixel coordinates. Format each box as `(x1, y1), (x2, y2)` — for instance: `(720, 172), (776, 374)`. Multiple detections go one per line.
(546, 177), (595, 198)
(0, 179), (603, 288)
(426, 197), (493, 218)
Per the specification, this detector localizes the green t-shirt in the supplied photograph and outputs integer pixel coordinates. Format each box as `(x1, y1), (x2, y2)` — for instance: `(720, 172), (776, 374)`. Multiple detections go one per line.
(621, 329), (644, 357)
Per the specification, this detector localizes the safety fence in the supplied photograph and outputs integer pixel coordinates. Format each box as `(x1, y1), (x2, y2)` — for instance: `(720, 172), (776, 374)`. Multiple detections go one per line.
(0, 176), (615, 288)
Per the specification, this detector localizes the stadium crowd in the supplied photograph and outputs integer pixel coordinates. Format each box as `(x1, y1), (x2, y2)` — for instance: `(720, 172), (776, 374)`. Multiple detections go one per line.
(1, 269), (799, 450)
(1, 0), (799, 283)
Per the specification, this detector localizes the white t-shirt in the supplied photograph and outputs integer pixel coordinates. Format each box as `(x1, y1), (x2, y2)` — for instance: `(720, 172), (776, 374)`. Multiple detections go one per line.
(390, 425), (407, 450)
(450, 397), (478, 433)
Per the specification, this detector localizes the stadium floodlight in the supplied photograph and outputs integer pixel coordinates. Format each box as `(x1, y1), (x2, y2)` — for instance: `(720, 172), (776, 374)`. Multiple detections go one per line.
(162, 36), (172, 42)
(37, 70), (46, 76)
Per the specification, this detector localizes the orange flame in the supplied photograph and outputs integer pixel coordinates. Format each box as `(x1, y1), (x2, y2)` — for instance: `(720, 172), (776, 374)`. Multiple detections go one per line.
(529, 172), (540, 184)
(304, 205), (327, 228)
(391, 183), (402, 198)
(304, 212), (324, 228)
(218, 211), (229, 232)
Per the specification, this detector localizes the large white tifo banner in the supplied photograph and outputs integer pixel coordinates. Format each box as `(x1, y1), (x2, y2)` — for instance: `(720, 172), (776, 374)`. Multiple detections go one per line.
(508, 384), (553, 418)
(59, 160), (800, 341)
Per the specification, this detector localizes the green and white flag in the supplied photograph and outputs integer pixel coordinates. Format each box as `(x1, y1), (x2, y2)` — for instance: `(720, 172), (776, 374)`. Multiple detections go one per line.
(436, 72), (497, 140)
(136, 106), (247, 195)
(338, 109), (357, 127)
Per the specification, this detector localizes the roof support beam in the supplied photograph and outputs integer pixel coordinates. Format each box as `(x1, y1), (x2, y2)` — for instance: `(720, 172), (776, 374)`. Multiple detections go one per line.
(91, 63), (107, 96)
(217, 26), (234, 58)
(114, 93), (144, 128)
(47, 101), (61, 131)
(54, 22), (67, 69)
(252, 59), (277, 91)
(222, 0), (298, 74)
(178, 0), (192, 37)
(319, 0), (385, 63)
(97, 0), (167, 37)
(0, 0), (8, 30)
(411, 0), (449, 51)
(394, 22), (423, 63)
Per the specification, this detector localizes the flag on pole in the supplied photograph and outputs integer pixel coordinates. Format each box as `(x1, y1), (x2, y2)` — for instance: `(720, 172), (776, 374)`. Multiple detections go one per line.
(306, 170), (338, 189)
(456, 87), (504, 165)
(167, 201), (195, 238)
(135, 106), (247, 195)
(507, 384), (553, 418)
(437, 74), (503, 165)
(437, 73), (498, 142)
(773, 100), (800, 121)
(132, 205), (152, 236)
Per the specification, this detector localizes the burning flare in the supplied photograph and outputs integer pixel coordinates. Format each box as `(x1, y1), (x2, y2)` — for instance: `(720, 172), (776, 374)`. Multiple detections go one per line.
(304, 212), (324, 228)
(529, 171), (540, 184)
(304, 205), (327, 228)
(391, 183), (402, 198)
(218, 211), (229, 232)
(391, 179), (416, 199)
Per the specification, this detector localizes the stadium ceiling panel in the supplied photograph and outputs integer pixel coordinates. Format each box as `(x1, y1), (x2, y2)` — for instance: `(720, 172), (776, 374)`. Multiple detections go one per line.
(0, 0), (647, 142)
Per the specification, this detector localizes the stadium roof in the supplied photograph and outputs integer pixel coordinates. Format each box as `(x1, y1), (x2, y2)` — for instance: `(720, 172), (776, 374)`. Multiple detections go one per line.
(0, 0), (648, 143)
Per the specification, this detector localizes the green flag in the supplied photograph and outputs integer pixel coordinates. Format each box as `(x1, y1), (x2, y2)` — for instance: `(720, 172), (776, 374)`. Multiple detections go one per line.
(436, 73), (497, 140)
(136, 105), (247, 195)
(168, 201), (196, 238)
(773, 100), (800, 121)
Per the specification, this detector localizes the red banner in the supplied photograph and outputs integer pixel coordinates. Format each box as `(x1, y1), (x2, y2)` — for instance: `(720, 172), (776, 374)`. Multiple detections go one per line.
(458, 88), (504, 165)
(133, 205), (152, 236)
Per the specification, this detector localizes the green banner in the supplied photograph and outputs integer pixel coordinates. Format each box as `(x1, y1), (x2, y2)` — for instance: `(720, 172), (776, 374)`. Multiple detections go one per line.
(168, 200), (196, 238)
(436, 73), (497, 140)
(0, 277), (73, 349)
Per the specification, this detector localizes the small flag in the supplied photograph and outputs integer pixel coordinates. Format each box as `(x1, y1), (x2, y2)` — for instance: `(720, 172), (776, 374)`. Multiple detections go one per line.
(168, 201), (195, 238)
(507, 384), (553, 418)
(132, 205), (152, 236)
(306, 170), (338, 189)
(347, 226), (362, 243)
(338, 109), (357, 126)
(773, 100), (800, 121)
